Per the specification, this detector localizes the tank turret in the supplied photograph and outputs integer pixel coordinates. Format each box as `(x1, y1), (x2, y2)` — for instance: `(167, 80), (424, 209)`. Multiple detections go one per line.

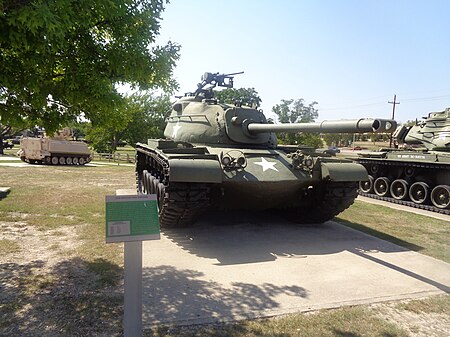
(358, 107), (450, 213)
(136, 72), (398, 227)
(394, 108), (450, 150)
(165, 72), (396, 148)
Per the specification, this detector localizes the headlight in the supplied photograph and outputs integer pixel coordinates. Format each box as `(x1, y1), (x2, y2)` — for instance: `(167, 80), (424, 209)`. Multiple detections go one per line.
(237, 156), (246, 167)
(221, 156), (231, 166)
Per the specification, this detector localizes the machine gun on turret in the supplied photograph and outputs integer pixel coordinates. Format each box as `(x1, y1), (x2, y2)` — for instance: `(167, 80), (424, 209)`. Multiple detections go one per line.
(191, 71), (244, 98)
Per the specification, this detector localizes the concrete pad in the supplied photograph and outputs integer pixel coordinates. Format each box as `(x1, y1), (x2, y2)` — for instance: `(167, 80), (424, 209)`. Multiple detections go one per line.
(0, 156), (20, 161)
(141, 213), (450, 326)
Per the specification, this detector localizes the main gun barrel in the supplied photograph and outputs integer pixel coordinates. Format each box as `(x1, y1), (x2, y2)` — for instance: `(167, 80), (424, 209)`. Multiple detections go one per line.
(247, 118), (397, 134)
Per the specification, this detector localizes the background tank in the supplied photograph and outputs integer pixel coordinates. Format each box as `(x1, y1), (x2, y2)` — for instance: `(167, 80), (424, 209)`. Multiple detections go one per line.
(358, 108), (450, 213)
(17, 128), (92, 165)
(136, 72), (397, 227)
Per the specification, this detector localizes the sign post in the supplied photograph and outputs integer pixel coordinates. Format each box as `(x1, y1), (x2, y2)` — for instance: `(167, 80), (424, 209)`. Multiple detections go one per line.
(105, 191), (160, 337)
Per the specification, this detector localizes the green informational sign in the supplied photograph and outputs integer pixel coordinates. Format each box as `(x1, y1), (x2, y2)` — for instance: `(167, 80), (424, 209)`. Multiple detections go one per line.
(105, 194), (160, 243)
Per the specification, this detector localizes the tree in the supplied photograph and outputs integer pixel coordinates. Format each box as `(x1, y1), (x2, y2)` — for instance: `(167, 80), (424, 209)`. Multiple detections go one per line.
(85, 92), (171, 152)
(0, 124), (12, 155)
(122, 93), (171, 146)
(322, 133), (354, 147)
(0, 120), (30, 154)
(272, 99), (318, 124)
(214, 88), (262, 107)
(272, 98), (322, 146)
(0, 0), (180, 133)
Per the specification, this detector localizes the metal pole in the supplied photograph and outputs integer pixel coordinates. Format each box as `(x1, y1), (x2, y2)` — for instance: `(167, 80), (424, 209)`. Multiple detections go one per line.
(388, 95), (400, 147)
(116, 189), (143, 337)
(123, 241), (142, 337)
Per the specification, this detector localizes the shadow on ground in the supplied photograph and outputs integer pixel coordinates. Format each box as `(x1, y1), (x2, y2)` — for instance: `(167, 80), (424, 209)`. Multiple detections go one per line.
(162, 210), (421, 266)
(0, 258), (123, 336)
(142, 265), (307, 325)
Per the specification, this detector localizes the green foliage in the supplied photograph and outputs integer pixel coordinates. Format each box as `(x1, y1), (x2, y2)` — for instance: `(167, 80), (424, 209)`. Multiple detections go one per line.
(214, 87), (262, 107)
(67, 121), (89, 141)
(121, 92), (171, 146)
(272, 99), (318, 123)
(0, 0), (180, 133)
(272, 98), (321, 146)
(84, 92), (171, 152)
(322, 133), (354, 147)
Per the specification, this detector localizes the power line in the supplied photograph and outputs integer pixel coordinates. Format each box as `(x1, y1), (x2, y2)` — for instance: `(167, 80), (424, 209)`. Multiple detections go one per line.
(318, 93), (450, 112)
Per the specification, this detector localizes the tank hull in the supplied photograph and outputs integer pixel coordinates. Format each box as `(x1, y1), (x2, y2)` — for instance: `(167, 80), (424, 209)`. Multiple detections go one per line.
(136, 139), (367, 227)
(357, 150), (450, 214)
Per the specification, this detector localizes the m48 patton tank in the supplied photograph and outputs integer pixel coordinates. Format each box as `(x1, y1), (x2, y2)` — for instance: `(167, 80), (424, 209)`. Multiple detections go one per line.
(358, 108), (450, 213)
(17, 128), (92, 165)
(136, 72), (397, 227)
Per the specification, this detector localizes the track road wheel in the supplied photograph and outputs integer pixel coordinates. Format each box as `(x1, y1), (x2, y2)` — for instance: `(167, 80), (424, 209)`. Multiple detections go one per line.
(152, 179), (160, 196)
(72, 157), (79, 165)
(59, 157), (66, 165)
(390, 179), (409, 200)
(409, 182), (429, 204)
(374, 177), (390, 197)
(149, 175), (155, 194)
(51, 156), (59, 165)
(66, 157), (73, 165)
(359, 175), (374, 193)
(78, 157), (85, 165)
(142, 170), (149, 193)
(157, 183), (166, 211)
(430, 185), (450, 209)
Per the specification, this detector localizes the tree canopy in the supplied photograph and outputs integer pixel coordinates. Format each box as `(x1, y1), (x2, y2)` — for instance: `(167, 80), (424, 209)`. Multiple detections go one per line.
(214, 87), (262, 107)
(272, 99), (318, 123)
(84, 92), (171, 152)
(272, 98), (322, 147)
(0, 0), (180, 133)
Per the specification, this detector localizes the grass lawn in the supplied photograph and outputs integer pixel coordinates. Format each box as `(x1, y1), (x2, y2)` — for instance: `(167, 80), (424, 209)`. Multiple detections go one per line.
(0, 163), (448, 336)
(336, 201), (450, 263)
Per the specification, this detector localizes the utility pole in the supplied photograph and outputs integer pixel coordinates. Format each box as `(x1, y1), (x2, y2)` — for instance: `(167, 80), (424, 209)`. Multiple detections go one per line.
(388, 95), (400, 147)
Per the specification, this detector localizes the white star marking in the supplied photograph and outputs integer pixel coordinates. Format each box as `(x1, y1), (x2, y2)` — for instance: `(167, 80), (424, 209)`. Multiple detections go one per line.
(254, 157), (279, 172)
(172, 122), (182, 138)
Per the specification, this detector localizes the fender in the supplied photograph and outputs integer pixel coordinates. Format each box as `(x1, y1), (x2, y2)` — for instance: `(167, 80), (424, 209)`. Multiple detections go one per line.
(321, 162), (368, 182)
(169, 158), (222, 183)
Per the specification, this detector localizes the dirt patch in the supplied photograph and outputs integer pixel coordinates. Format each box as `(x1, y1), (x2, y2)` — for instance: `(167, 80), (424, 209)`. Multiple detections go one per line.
(0, 220), (123, 336)
(0, 220), (85, 269)
(373, 300), (450, 337)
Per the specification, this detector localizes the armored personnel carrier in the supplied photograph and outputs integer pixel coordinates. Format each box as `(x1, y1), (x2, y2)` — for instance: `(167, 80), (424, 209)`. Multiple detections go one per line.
(17, 128), (92, 165)
(136, 72), (397, 227)
(358, 108), (450, 213)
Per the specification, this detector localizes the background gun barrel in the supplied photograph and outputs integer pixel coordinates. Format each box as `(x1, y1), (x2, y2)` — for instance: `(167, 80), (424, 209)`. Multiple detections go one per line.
(247, 118), (396, 134)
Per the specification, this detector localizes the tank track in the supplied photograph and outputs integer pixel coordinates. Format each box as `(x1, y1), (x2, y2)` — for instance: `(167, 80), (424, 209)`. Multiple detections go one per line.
(284, 181), (359, 224)
(358, 192), (450, 215)
(135, 144), (211, 227)
(22, 155), (91, 165)
(358, 159), (450, 215)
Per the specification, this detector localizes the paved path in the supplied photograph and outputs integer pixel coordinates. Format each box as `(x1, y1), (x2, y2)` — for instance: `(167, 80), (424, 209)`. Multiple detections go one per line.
(357, 195), (450, 222)
(141, 212), (450, 326)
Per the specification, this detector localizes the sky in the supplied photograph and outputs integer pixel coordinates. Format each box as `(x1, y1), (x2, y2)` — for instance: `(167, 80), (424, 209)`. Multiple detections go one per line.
(156, 0), (450, 124)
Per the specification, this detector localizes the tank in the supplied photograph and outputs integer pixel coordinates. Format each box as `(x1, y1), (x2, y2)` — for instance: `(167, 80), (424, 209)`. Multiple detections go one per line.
(357, 108), (450, 214)
(17, 128), (92, 165)
(135, 72), (397, 227)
